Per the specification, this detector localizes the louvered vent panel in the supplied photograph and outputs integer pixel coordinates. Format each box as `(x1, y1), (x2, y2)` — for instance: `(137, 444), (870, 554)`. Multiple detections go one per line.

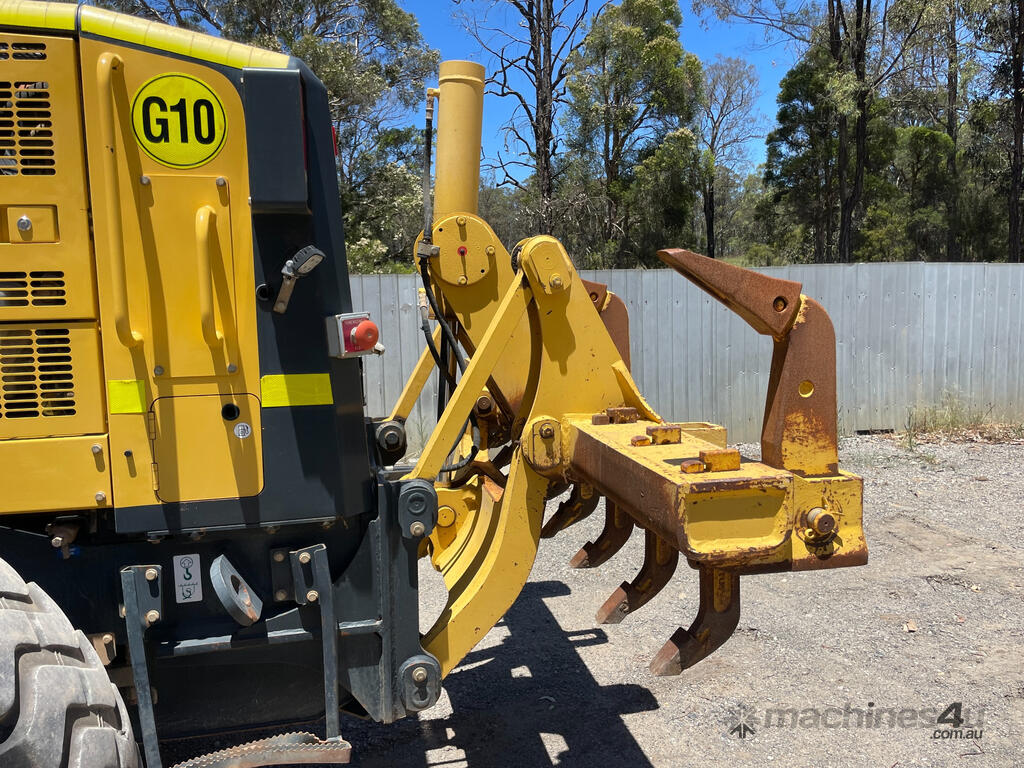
(0, 327), (76, 420)
(0, 64), (54, 176)
(0, 271), (67, 308)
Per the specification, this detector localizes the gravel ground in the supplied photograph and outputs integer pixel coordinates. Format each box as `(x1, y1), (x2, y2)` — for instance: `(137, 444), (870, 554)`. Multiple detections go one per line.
(171, 436), (1024, 767)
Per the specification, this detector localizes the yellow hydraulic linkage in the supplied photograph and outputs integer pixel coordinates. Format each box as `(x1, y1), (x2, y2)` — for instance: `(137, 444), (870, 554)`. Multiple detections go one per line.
(392, 60), (867, 679)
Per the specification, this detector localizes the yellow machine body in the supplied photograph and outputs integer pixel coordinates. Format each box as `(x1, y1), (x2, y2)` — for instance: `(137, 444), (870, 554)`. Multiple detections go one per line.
(1, 8), (274, 514)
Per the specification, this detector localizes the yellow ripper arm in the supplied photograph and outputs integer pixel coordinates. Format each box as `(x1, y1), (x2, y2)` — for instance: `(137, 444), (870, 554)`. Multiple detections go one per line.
(387, 59), (865, 681)
(392, 227), (866, 679)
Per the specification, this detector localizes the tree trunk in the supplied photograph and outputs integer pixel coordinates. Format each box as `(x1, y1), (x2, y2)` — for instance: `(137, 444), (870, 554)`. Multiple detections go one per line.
(1009, 0), (1024, 263)
(837, 112), (852, 263)
(945, 0), (961, 261)
(834, 0), (871, 264)
(533, 0), (555, 235)
(704, 178), (717, 260)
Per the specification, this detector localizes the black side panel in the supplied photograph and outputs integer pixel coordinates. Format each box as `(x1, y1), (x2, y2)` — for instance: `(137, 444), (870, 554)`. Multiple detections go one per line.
(243, 67), (308, 212)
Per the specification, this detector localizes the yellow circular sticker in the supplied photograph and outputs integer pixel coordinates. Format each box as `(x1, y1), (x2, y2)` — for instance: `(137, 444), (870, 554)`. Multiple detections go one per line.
(131, 73), (227, 169)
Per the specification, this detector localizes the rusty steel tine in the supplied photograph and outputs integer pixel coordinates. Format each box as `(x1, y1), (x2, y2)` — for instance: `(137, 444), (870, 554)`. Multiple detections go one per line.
(649, 566), (740, 676)
(595, 528), (678, 624)
(540, 483), (600, 539)
(568, 502), (633, 568)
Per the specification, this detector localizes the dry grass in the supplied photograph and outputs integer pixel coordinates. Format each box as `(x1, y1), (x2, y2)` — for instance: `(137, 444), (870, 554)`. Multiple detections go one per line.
(898, 393), (1024, 448)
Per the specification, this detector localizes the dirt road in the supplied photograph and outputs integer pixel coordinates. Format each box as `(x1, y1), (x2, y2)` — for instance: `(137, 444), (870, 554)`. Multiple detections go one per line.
(168, 436), (1023, 767)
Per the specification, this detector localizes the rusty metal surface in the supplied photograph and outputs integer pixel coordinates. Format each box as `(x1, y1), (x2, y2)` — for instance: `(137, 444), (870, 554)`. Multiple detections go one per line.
(169, 732), (352, 768)
(568, 421), (793, 561)
(657, 248), (801, 339)
(595, 528), (678, 624)
(541, 483), (599, 539)
(698, 448), (741, 472)
(569, 502), (634, 568)
(762, 297), (839, 476)
(657, 248), (838, 478)
(649, 567), (740, 676)
(581, 279), (631, 370)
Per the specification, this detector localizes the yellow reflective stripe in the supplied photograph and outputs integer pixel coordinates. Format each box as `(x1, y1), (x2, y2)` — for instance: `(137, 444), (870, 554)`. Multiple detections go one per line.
(260, 374), (333, 408)
(107, 379), (147, 414)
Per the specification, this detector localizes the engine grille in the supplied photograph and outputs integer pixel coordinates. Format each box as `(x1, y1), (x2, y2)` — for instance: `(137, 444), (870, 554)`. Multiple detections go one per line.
(0, 270), (67, 307)
(0, 327), (76, 420)
(0, 73), (55, 176)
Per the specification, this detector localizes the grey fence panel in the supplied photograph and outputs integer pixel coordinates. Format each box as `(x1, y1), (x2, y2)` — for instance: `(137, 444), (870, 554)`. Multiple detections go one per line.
(350, 263), (1024, 445)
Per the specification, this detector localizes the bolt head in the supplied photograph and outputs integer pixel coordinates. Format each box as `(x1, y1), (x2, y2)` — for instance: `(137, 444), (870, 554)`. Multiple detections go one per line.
(95, 492), (107, 503)
(539, 424), (555, 440)
(274, 589), (288, 601)
(50, 536), (64, 548)
(91, 443), (102, 455)
(144, 567), (158, 581)
(139, 175), (151, 186)
(16, 215), (32, 232)
(227, 363), (238, 373)
(456, 215), (467, 226)
(411, 666), (428, 684)
(298, 551), (312, 564)
(153, 365), (165, 376)
(549, 274), (563, 289)
(273, 551), (286, 563)
(457, 275), (468, 285)
(102, 633), (114, 644)
(216, 176), (227, 187)
(409, 521), (426, 537)
(144, 609), (160, 625)
(305, 589), (319, 602)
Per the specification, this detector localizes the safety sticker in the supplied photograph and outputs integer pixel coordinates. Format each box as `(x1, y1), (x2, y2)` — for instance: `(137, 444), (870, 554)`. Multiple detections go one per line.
(172, 554), (203, 603)
(131, 73), (227, 169)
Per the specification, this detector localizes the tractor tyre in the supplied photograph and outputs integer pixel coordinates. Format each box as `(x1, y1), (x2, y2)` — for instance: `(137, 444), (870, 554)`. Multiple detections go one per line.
(0, 557), (140, 768)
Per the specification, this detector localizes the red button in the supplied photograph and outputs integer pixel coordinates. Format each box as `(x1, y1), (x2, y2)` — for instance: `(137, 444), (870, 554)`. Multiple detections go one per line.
(350, 319), (379, 350)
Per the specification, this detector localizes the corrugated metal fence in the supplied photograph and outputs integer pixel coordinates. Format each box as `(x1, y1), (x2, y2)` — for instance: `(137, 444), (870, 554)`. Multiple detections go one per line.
(350, 263), (1024, 445)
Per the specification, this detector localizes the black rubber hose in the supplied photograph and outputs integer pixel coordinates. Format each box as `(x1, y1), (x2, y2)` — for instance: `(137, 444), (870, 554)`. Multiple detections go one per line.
(419, 257), (468, 373)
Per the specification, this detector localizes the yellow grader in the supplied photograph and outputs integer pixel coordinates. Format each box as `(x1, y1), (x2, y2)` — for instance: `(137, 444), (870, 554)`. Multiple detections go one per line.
(0, 3), (867, 766)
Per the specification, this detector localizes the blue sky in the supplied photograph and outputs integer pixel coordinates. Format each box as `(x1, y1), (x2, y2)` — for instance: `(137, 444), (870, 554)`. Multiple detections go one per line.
(399, 1), (800, 172)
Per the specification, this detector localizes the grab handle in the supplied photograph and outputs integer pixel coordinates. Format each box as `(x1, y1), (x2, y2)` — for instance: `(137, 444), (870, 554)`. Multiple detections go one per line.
(97, 53), (141, 348)
(195, 205), (223, 347)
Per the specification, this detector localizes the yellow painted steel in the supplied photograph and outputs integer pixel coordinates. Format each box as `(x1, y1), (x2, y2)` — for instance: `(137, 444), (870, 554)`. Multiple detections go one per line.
(151, 393), (262, 503)
(1, 16), (271, 514)
(0, 323), (105, 442)
(0, 2), (291, 69)
(80, 36), (262, 508)
(433, 61), (484, 219)
(0, 34), (98, 324)
(388, 325), (441, 422)
(0, 434), (112, 514)
(405, 278), (531, 482)
(410, 234), (669, 675)
(0, 0), (74, 31)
